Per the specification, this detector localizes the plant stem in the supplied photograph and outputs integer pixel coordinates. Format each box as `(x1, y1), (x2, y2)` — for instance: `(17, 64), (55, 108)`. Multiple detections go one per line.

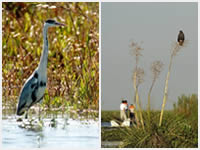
(133, 72), (144, 130)
(136, 88), (145, 130)
(159, 54), (173, 126)
(147, 77), (156, 122)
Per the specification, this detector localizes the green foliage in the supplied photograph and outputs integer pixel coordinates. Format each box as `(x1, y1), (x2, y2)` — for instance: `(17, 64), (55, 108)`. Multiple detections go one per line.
(121, 111), (197, 148)
(2, 2), (99, 113)
(101, 127), (126, 141)
(173, 94), (198, 129)
(101, 111), (120, 122)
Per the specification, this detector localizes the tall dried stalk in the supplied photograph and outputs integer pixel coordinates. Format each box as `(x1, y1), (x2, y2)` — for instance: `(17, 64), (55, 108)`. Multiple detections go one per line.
(130, 41), (145, 130)
(159, 43), (182, 126)
(148, 61), (163, 121)
(133, 68), (145, 130)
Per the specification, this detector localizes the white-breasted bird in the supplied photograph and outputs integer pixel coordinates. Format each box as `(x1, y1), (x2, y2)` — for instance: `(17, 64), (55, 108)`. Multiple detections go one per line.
(16, 19), (65, 118)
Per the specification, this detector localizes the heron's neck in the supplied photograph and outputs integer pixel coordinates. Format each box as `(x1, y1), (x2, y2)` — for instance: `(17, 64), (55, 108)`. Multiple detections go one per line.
(38, 25), (49, 74)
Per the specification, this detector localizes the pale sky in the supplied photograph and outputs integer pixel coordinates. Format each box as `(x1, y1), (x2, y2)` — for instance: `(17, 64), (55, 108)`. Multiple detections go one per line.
(101, 2), (198, 110)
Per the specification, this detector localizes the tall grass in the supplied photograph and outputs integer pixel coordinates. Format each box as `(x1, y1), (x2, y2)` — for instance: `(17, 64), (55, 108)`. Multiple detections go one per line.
(121, 108), (197, 148)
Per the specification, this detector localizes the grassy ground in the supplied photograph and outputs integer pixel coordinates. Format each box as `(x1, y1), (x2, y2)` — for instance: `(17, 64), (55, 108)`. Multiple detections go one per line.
(101, 111), (120, 122)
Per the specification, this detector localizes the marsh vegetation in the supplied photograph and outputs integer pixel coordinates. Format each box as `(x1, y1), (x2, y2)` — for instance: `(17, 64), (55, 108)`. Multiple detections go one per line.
(3, 2), (99, 117)
(102, 94), (198, 148)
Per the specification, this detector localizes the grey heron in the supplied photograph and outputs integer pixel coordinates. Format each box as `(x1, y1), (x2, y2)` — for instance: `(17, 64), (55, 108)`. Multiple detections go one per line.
(16, 19), (65, 118)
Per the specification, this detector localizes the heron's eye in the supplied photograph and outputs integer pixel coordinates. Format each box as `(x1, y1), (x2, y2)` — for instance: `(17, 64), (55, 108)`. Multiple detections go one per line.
(45, 20), (55, 24)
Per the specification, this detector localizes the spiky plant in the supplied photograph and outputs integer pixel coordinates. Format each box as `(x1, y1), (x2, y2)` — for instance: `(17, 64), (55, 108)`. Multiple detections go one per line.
(119, 110), (197, 148)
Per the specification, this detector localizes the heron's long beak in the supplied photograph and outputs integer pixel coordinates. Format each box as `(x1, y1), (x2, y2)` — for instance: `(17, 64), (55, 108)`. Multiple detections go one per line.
(56, 22), (66, 26)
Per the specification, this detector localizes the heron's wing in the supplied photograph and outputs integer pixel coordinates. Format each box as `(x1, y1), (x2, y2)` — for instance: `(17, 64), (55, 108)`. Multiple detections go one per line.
(17, 73), (39, 114)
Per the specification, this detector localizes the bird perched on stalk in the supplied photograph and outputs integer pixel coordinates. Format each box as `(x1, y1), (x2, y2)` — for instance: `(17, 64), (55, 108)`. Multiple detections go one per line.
(177, 30), (185, 46)
(16, 19), (65, 118)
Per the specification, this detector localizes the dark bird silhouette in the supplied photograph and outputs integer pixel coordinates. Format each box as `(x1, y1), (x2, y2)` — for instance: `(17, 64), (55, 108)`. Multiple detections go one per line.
(177, 30), (185, 46)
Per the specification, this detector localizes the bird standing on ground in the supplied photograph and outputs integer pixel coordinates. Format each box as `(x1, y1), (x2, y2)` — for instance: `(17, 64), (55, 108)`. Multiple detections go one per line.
(16, 19), (65, 118)
(177, 30), (185, 46)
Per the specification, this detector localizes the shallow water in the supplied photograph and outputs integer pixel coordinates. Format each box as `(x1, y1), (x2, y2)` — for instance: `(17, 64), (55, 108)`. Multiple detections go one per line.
(101, 141), (123, 148)
(101, 122), (111, 127)
(2, 115), (99, 148)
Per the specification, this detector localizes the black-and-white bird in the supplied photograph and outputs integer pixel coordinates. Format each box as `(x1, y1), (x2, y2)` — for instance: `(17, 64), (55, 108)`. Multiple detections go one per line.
(177, 30), (185, 46)
(16, 19), (65, 118)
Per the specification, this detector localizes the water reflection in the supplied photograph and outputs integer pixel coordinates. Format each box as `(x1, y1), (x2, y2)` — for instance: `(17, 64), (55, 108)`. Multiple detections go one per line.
(101, 141), (123, 148)
(2, 115), (99, 148)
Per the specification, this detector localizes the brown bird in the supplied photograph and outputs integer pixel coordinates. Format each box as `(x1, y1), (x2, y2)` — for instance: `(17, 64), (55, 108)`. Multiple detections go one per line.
(177, 30), (185, 46)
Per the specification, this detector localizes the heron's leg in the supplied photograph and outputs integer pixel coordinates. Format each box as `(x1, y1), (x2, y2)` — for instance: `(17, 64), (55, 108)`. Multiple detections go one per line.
(38, 102), (43, 121)
(25, 110), (28, 119)
(37, 95), (44, 121)
(30, 108), (33, 120)
(39, 104), (41, 121)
